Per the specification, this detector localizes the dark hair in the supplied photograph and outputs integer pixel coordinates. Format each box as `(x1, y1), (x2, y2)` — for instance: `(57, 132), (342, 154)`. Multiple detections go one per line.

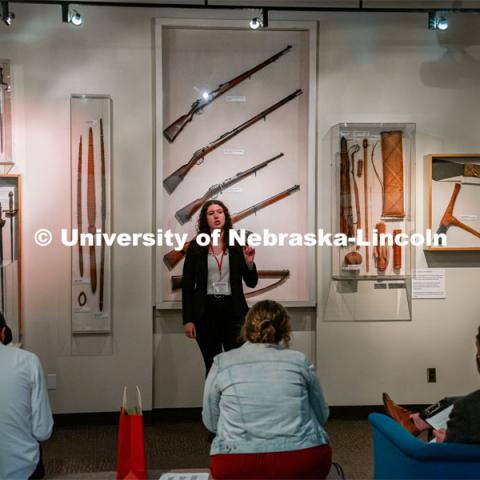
(476, 326), (480, 344)
(2, 325), (12, 345)
(197, 200), (233, 248)
(241, 300), (291, 347)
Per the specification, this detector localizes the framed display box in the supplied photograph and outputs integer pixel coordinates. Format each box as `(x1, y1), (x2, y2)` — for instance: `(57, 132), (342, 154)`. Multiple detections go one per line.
(325, 123), (415, 322)
(0, 60), (14, 173)
(0, 175), (21, 341)
(426, 154), (480, 251)
(70, 95), (112, 334)
(155, 19), (318, 308)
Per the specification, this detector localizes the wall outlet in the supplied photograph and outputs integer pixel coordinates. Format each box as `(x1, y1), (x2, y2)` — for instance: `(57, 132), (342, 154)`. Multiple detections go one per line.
(427, 368), (436, 383)
(47, 374), (57, 390)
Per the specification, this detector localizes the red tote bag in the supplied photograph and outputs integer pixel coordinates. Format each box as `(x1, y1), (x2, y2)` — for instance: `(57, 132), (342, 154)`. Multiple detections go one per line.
(116, 386), (147, 480)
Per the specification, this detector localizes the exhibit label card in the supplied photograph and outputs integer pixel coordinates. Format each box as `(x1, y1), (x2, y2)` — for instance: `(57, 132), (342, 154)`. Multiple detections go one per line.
(412, 268), (446, 299)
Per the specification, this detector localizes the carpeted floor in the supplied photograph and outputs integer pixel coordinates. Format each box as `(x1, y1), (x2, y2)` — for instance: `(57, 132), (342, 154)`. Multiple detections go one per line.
(43, 417), (373, 479)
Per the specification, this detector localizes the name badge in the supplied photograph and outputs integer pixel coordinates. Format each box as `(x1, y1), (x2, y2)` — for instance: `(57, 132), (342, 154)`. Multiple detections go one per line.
(212, 281), (229, 296)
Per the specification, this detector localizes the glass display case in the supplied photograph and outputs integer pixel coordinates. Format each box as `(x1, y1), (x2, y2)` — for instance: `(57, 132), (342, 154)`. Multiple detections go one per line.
(325, 123), (415, 321)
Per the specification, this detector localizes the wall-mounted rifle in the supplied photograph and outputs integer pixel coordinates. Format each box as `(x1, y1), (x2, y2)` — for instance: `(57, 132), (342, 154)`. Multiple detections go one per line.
(171, 269), (290, 297)
(163, 184), (300, 270)
(163, 45), (292, 143)
(99, 119), (106, 311)
(362, 138), (370, 273)
(163, 89), (302, 194)
(436, 182), (480, 245)
(87, 127), (97, 294)
(175, 152), (284, 225)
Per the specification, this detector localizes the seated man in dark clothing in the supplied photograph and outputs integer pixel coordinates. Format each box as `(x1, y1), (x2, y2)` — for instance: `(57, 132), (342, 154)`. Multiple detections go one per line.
(383, 325), (480, 443)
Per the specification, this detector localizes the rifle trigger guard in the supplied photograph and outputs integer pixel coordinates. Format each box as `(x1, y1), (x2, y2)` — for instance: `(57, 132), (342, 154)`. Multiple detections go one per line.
(196, 157), (204, 165)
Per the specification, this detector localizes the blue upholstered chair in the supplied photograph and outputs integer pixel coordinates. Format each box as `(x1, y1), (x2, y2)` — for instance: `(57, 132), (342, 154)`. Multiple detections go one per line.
(369, 413), (480, 479)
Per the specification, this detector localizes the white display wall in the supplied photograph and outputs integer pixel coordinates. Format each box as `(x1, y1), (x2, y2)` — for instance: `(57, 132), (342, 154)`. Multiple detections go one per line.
(0, 4), (479, 413)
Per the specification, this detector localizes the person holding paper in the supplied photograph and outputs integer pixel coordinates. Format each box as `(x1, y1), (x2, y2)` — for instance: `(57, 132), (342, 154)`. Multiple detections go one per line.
(202, 300), (332, 479)
(383, 325), (480, 444)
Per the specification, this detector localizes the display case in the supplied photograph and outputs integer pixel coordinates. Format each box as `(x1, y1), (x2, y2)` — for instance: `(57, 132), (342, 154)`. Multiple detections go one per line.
(325, 123), (415, 321)
(0, 60), (14, 173)
(426, 154), (480, 251)
(70, 95), (112, 334)
(155, 19), (318, 308)
(0, 175), (20, 340)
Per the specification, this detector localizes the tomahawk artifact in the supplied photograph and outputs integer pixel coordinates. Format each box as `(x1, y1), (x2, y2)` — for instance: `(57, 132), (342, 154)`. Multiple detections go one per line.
(175, 152), (284, 225)
(76, 135), (84, 277)
(163, 45), (292, 143)
(171, 269), (290, 297)
(163, 184), (300, 270)
(163, 89), (303, 194)
(432, 159), (480, 183)
(87, 127), (97, 294)
(99, 119), (106, 311)
(436, 183), (480, 245)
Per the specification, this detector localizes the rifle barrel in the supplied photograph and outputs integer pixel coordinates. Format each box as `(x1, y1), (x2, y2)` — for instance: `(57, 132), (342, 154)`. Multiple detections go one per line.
(163, 45), (292, 143)
(163, 90), (302, 194)
(174, 152), (284, 225)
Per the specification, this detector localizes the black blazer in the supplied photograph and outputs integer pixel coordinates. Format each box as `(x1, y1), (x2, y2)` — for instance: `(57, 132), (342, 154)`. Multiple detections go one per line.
(182, 241), (258, 325)
(445, 389), (480, 444)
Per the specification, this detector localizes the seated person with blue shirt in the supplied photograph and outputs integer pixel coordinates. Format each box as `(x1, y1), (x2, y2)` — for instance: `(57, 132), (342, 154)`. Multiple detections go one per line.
(0, 313), (53, 479)
(202, 300), (332, 479)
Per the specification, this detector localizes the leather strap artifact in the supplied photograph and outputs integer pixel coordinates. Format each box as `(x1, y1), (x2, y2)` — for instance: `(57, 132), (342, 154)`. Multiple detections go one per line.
(381, 131), (405, 218)
(350, 144), (362, 236)
(393, 229), (402, 270)
(77, 135), (84, 278)
(340, 137), (354, 237)
(87, 127), (97, 294)
(99, 119), (106, 312)
(436, 183), (480, 244)
(374, 222), (388, 272)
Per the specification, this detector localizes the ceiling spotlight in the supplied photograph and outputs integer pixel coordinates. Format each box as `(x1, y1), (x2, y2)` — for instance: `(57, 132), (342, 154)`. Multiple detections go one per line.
(249, 17), (261, 30)
(62, 4), (83, 27)
(428, 11), (448, 31)
(249, 8), (268, 30)
(1, 2), (14, 26)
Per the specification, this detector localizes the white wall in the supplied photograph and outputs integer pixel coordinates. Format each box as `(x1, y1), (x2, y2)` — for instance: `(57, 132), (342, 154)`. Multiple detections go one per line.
(1, 5), (479, 413)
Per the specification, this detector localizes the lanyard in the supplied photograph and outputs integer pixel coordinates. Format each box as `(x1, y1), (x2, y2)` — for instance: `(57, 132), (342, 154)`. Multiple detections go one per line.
(210, 244), (225, 275)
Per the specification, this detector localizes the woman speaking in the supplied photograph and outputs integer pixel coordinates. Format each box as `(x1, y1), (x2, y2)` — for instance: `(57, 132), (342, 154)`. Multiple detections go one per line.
(182, 200), (258, 374)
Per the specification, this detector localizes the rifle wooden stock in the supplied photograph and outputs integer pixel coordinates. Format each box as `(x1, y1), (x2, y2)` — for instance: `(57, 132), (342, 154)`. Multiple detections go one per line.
(162, 184), (300, 270)
(163, 45), (292, 143)
(171, 269), (290, 295)
(175, 152), (284, 225)
(163, 89), (302, 194)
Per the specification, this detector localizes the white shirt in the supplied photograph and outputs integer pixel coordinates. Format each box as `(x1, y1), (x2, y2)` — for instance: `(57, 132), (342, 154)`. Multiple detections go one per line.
(0, 344), (53, 479)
